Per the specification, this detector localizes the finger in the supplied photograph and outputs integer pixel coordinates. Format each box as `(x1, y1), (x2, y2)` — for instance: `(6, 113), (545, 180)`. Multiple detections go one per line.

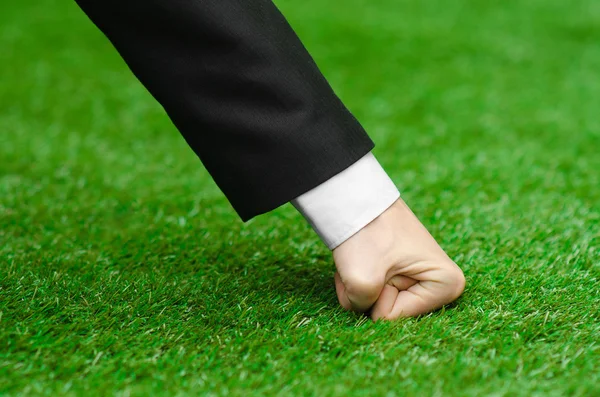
(388, 274), (418, 291)
(370, 284), (398, 321)
(335, 270), (384, 312)
(386, 281), (449, 319)
(334, 272), (352, 310)
(370, 276), (418, 321)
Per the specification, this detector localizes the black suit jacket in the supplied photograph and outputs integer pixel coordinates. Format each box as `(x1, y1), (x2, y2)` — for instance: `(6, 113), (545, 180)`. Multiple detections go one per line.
(75, 0), (374, 220)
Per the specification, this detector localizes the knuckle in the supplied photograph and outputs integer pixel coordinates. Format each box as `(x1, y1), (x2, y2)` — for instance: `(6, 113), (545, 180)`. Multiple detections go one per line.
(342, 272), (382, 303)
(448, 266), (466, 300)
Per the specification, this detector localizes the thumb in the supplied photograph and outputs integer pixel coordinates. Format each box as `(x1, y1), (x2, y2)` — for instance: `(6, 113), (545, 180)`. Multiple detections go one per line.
(370, 269), (465, 320)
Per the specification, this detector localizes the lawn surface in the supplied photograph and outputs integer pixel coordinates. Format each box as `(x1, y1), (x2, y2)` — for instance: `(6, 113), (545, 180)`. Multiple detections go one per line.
(1, 0), (599, 395)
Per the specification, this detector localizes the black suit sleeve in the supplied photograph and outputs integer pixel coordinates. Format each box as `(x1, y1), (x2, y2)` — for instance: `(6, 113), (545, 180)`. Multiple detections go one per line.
(74, 0), (374, 220)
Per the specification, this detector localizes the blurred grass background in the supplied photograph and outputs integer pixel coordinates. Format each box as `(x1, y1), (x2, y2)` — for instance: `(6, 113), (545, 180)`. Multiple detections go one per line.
(1, 0), (599, 395)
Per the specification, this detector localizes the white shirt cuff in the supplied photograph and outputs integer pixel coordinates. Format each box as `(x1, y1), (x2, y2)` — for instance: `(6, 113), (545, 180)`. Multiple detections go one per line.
(291, 152), (400, 250)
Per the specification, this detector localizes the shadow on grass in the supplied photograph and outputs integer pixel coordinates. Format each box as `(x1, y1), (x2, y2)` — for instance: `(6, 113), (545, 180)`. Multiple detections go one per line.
(96, 225), (342, 325)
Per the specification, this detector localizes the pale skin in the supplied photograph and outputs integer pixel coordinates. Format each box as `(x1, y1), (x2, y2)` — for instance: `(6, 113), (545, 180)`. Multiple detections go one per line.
(333, 198), (466, 320)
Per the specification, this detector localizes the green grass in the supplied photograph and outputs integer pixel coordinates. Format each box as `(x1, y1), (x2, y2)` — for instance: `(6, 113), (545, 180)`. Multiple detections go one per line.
(1, 0), (599, 395)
